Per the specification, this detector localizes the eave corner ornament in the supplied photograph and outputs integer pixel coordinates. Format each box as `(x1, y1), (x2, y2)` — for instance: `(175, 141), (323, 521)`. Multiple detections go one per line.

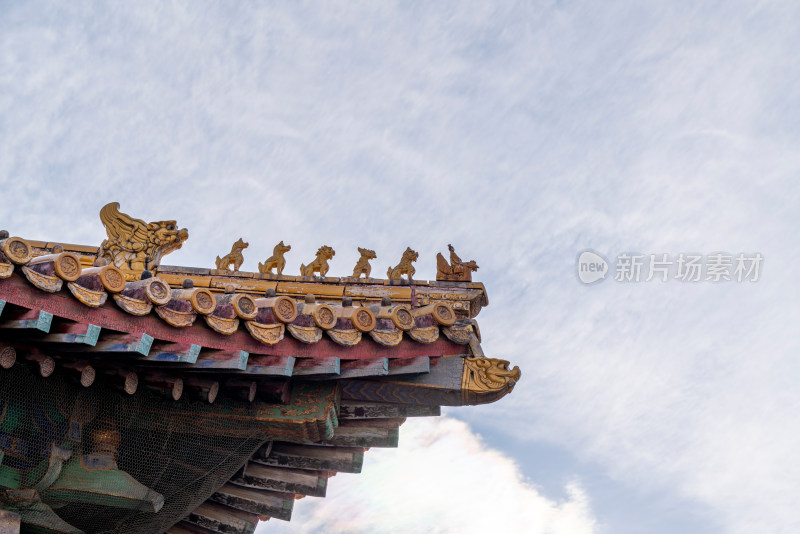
(437, 244), (479, 282)
(98, 202), (189, 280)
(461, 357), (521, 405)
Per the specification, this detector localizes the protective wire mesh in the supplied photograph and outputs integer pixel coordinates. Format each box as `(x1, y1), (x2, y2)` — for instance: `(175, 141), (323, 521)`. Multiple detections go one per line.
(0, 364), (267, 533)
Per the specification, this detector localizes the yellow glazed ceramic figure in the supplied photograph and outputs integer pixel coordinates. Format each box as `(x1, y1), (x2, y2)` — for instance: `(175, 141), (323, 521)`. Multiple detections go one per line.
(259, 241), (292, 275)
(98, 202), (189, 278)
(300, 246), (335, 277)
(351, 247), (376, 278)
(387, 247), (418, 280)
(215, 238), (249, 272)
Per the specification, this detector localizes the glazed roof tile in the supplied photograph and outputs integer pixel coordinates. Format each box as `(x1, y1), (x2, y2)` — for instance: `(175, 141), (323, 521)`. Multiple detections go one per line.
(0, 234), (485, 382)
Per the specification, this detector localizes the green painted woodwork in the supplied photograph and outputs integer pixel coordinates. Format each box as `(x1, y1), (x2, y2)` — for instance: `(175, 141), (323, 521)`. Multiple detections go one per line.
(0, 365), (342, 533)
(123, 381), (339, 443)
(22, 445), (71, 491)
(0, 402), (23, 435)
(42, 454), (164, 513)
(4, 498), (82, 534)
(0, 465), (21, 490)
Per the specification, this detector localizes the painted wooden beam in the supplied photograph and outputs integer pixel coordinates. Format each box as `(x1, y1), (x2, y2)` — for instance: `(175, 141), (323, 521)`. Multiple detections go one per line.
(251, 441), (273, 462)
(224, 379), (257, 403)
(192, 349), (249, 371)
(86, 332), (153, 356)
(243, 355), (294, 376)
(292, 357), (339, 377)
(142, 373), (184, 400)
(341, 356), (466, 406)
(103, 368), (138, 395)
(61, 360), (95, 387)
(143, 342), (201, 363)
(40, 320), (100, 346)
(186, 502), (258, 534)
(254, 380), (291, 404)
(323, 418), (403, 448)
(184, 378), (219, 404)
(0, 307), (52, 333)
(210, 484), (294, 521)
(146, 349), (249, 371)
(0, 344), (15, 369)
(230, 462), (328, 498)
(23, 352), (55, 377)
(256, 443), (363, 473)
(338, 358), (388, 379)
(339, 401), (441, 420)
(387, 355), (430, 375)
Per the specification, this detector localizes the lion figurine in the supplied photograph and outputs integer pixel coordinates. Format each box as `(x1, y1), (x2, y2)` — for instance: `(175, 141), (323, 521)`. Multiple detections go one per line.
(259, 240), (291, 275)
(387, 247), (418, 281)
(351, 247), (376, 278)
(215, 238), (249, 271)
(300, 245), (335, 277)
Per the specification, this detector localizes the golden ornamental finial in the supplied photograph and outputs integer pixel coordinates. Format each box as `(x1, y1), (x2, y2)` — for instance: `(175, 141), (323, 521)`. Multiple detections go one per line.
(387, 247), (418, 281)
(98, 202), (188, 280)
(461, 357), (521, 405)
(436, 244), (479, 282)
(351, 247), (376, 279)
(258, 241), (291, 275)
(300, 245), (335, 277)
(215, 238), (249, 271)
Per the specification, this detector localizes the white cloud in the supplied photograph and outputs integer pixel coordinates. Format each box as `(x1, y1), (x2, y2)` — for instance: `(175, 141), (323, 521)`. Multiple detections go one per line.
(260, 417), (596, 534)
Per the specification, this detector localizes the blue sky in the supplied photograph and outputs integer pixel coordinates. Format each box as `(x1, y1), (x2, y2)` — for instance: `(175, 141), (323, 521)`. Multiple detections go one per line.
(2, 2), (799, 533)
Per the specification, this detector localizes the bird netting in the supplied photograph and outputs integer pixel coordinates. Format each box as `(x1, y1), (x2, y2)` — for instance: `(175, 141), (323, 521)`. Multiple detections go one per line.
(0, 363), (267, 534)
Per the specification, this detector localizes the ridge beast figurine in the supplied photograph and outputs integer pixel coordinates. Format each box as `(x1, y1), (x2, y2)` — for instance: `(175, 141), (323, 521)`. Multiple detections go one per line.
(387, 247), (418, 281)
(351, 247), (376, 279)
(258, 241), (291, 275)
(300, 245), (335, 277)
(215, 238), (249, 272)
